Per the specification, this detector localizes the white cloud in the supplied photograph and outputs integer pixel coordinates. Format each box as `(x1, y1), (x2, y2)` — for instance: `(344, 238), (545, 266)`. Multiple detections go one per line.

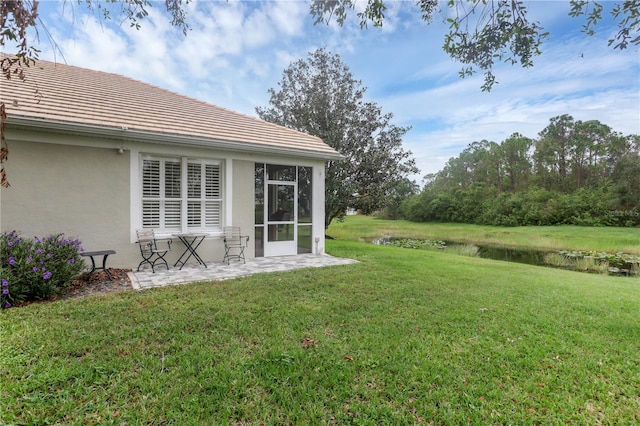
(378, 24), (639, 179)
(264, 1), (307, 36)
(27, 0), (640, 182)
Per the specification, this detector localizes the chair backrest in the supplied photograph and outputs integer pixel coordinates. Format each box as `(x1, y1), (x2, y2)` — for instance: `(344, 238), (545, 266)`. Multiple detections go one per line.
(224, 226), (242, 239)
(136, 228), (156, 243)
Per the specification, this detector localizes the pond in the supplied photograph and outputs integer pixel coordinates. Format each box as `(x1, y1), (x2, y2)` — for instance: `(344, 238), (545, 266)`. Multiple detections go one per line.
(371, 237), (639, 277)
(475, 245), (547, 265)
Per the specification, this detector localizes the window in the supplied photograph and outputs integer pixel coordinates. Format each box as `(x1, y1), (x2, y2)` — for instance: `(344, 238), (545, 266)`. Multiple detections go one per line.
(141, 156), (222, 233)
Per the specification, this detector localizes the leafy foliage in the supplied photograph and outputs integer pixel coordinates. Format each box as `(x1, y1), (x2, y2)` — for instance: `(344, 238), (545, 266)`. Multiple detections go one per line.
(80, 0), (190, 34)
(401, 115), (640, 227)
(570, 0), (640, 49)
(0, 0), (39, 188)
(443, 0), (548, 91)
(311, 0), (640, 91)
(256, 49), (418, 227)
(0, 0), (39, 77)
(557, 249), (640, 270)
(377, 178), (420, 219)
(1, 0), (189, 82)
(374, 236), (446, 249)
(0, 231), (84, 307)
(544, 249), (640, 275)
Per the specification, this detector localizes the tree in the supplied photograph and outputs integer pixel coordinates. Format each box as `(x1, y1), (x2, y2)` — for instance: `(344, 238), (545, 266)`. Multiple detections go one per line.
(534, 114), (575, 191)
(398, 115), (639, 226)
(570, 120), (612, 188)
(500, 133), (533, 191)
(311, 0), (640, 91)
(378, 178), (420, 219)
(610, 134), (640, 214)
(534, 115), (620, 192)
(612, 152), (640, 212)
(256, 49), (418, 228)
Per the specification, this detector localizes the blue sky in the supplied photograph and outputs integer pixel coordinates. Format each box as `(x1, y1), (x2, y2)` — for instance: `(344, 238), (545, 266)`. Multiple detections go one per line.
(28, 0), (640, 181)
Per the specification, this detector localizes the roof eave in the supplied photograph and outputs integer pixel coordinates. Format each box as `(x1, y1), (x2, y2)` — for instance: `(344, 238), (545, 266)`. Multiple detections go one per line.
(6, 116), (345, 161)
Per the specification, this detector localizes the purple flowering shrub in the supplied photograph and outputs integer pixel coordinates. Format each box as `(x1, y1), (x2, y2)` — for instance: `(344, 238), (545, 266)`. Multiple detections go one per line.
(1, 231), (84, 307)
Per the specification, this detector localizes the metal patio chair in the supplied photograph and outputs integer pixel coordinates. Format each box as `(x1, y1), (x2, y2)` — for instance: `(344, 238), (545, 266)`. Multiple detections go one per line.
(136, 229), (172, 272)
(223, 226), (250, 264)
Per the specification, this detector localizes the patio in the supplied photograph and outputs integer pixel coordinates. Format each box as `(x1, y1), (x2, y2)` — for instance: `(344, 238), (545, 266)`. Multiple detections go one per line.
(128, 253), (358, 290)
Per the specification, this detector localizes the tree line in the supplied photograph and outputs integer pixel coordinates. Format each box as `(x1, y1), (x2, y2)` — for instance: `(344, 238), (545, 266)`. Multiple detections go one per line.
(396, 114), (640, 227)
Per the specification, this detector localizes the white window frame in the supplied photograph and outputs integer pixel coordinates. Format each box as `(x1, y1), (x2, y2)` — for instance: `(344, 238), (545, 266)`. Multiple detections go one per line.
(140, 154), (223, 236)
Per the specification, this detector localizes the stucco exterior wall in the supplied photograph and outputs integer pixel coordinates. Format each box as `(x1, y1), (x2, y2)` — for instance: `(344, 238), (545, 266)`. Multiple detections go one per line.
(311, 159), (327, 255)
(1, 126), (330, 270)
(232, 160), (256, 258)
(0, 137), (135, 266)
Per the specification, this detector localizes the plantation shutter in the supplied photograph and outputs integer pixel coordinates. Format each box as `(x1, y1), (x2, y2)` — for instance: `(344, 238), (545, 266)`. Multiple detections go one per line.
(141, 156), (222, 232)
(205, 164), (222, 227)
(164, 160), (182, 229)
(142, 159), (160, 228)
(187, 162), (202, 227)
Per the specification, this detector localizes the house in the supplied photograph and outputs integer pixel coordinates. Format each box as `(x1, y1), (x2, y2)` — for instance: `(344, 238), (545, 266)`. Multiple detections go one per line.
(0, 57), (342, 269)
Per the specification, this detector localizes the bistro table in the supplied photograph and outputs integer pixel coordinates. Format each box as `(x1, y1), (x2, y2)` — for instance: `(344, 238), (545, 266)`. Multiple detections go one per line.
(172, 232), (208, 269)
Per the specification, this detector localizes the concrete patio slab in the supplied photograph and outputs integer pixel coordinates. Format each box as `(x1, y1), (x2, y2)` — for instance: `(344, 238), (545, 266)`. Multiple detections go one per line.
(128, 253), (358, 290)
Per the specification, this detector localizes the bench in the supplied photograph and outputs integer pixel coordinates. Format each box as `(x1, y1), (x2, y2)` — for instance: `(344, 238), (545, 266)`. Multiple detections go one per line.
(81, 250), (116, 280)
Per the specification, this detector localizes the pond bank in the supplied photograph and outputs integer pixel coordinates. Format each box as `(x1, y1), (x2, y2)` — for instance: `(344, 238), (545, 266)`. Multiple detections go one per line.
(327, 216), (640, 255)
(372, 237), (640, 277)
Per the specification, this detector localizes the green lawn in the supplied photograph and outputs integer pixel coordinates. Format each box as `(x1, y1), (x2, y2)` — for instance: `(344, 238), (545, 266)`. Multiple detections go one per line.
(1, 224), (639, 424)
(328, 215), (640, 255)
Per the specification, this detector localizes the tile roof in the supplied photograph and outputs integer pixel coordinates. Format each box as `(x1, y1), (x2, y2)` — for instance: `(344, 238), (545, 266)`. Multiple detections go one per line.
(1, 56), (342, 159)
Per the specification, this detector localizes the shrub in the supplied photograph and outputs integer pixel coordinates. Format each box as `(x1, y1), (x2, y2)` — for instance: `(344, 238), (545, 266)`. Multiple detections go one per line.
(0, 231), (84, 308)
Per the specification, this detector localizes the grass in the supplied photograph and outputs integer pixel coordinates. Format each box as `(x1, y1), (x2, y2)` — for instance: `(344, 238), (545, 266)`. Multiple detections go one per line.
(328, 215), (640, 255)
(1, 222), (639, 424)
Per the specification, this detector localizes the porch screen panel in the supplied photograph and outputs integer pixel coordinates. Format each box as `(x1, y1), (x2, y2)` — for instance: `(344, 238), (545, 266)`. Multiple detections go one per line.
(255, 163), (265, 225)
(298, 166), (312, 223)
